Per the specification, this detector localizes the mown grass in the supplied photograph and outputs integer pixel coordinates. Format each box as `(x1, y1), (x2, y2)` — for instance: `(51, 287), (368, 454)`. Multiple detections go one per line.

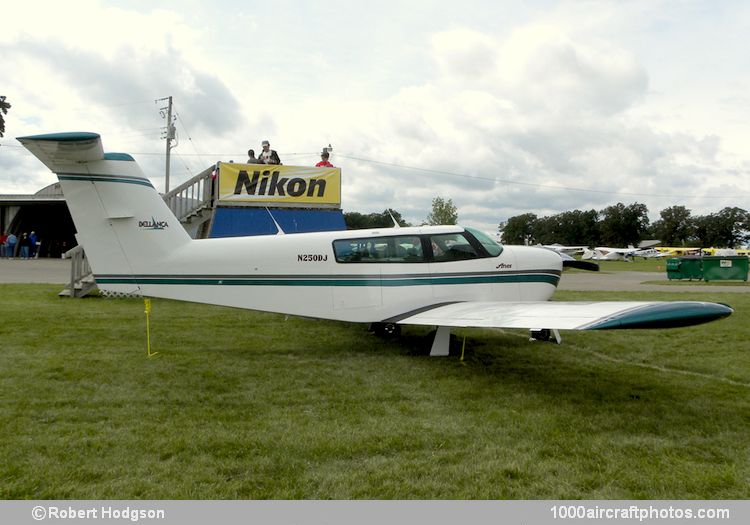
(585, 258), (668, 273)
(642, 280), (750, 287)
(1, 284), (749, 499)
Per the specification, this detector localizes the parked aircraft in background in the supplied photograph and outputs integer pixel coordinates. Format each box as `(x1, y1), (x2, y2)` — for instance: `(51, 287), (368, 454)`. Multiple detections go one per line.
(632, 248), (669, 259)
(18, 132), (733, 356)
(581, 246), (640, 261)
(581, 245), (667, 261)
(539, 244), (588, 256)
(654, 247), (702, 257)
(536, 245), (599, 271)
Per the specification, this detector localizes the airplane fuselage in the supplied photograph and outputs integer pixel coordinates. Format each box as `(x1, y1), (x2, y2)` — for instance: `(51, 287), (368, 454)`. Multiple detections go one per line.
(95, 225), (563, 323)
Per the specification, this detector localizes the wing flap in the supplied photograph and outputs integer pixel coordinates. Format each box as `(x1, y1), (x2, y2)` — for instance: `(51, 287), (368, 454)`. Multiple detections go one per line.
(394, 301), (732, 330)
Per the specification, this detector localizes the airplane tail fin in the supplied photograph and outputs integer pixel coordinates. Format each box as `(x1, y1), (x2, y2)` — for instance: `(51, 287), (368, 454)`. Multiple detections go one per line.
(18, 132), (191, 292)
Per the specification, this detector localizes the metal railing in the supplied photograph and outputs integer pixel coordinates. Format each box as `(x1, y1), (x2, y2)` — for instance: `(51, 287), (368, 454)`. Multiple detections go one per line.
(162, 165), (215, 222)
(60, 244), (96, 297)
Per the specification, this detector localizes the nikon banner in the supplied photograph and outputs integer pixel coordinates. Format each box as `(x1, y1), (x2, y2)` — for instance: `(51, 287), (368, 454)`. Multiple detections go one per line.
(218, 163), (341, 207)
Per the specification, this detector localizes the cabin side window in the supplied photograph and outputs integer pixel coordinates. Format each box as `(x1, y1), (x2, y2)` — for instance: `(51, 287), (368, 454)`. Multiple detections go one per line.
(333, 235), (425, 263)
(429, 233), (480, 262)
(464, 227), (503, 256)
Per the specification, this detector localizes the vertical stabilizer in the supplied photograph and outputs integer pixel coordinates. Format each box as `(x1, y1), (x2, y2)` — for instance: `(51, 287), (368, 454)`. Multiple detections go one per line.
(18, 132), (191, 293)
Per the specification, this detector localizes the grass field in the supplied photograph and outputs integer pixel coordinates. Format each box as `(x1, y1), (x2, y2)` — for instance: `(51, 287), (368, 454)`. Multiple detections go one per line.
(591, 258), (669, 273)
(1, 284), (749, 499)
(642, 280), (750, 287)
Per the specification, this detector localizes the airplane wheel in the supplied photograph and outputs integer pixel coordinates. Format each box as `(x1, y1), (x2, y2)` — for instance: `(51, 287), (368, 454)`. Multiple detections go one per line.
(530, 329), (551, 342)
(374, 322), (401, 337)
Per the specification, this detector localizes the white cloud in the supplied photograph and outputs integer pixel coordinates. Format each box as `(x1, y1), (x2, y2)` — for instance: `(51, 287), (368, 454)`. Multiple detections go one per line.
(2, 1), (748, 232)
(331, 22), (742, 228)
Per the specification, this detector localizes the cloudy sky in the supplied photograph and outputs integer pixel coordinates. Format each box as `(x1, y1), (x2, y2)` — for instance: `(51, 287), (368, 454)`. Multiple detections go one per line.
(1, 0), (749, 231)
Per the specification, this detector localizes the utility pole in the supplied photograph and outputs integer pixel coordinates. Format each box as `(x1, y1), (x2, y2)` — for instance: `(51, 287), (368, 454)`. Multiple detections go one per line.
(157, 96), (176, 192)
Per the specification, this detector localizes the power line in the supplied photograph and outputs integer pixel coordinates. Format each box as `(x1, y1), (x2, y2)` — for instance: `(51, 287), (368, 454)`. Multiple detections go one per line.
(174, 111), (206, 168)
(335, 153), (749, 200)
(4, 133), (747, 201)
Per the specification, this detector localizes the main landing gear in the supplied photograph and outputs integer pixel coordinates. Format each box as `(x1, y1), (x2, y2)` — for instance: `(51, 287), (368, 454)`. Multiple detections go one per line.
(371, 324), (563, 356)
(370, 323), (451, 357)
(529, 328), (562, 344)
(369, 322), (402, 338)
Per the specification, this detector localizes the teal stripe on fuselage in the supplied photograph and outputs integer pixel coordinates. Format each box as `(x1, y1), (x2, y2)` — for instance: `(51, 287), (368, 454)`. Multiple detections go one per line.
(94, 272), (561, 287)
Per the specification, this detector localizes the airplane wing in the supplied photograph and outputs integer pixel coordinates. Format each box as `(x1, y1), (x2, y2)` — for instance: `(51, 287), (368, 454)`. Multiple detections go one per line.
(388, 301), (732, 330)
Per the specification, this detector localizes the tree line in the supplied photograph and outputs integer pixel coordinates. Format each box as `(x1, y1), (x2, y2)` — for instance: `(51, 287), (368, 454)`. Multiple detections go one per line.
(0, 96), (11, 138)
(500, 204), (750, 248)
(343, 197), (458, 229)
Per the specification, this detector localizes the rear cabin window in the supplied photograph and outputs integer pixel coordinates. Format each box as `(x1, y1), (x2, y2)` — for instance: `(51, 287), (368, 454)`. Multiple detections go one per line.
(333, 235), (425, 263)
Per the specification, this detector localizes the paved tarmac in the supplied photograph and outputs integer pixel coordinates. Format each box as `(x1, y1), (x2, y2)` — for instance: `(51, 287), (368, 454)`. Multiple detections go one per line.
(0, 258), (747, 293)
(557, 270), (748, 293)
(0, 258), (72, 284)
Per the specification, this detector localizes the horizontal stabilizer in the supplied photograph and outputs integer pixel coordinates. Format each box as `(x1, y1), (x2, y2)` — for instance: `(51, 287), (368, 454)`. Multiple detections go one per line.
(16, 132), (104, 171)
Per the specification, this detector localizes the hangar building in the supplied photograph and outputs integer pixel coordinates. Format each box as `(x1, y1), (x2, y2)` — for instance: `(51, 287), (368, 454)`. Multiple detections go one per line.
(0, 182), (77, 257)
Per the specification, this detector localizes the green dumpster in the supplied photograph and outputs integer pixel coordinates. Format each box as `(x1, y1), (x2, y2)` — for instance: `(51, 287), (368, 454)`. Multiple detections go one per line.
(702, 255), (749, 282)
(666, 258), (681, 280)
(665, 256), (703, 281)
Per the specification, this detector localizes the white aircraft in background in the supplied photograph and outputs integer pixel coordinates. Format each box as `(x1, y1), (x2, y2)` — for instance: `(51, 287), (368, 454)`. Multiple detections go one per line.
(535, 245), (599, 272)
(18, 132), (733, 356)
(632, 248), (669, 259)
(582, 246), (669, 261)
(582, 246), (640, 261)
(540, 244), (587, 256)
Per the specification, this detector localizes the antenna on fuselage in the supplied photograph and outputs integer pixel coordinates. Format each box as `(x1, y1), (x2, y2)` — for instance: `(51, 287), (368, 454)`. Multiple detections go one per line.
(387, 209), (400, 228)
(266, 207), (285, 235)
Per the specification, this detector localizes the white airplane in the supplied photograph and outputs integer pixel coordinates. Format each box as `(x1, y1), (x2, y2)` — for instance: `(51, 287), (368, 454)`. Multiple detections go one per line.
(535, 245), (600, 272)
(18, 132), (733, 356)
(582, 245), (669, 261)
(582, 246), (639, 261)
(539, 244), (588, 256)
(632, 248), (669, 259)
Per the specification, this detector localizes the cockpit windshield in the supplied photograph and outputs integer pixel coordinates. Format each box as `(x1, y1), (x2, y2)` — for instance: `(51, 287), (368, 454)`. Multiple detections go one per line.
(465, 227), (503, 256)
